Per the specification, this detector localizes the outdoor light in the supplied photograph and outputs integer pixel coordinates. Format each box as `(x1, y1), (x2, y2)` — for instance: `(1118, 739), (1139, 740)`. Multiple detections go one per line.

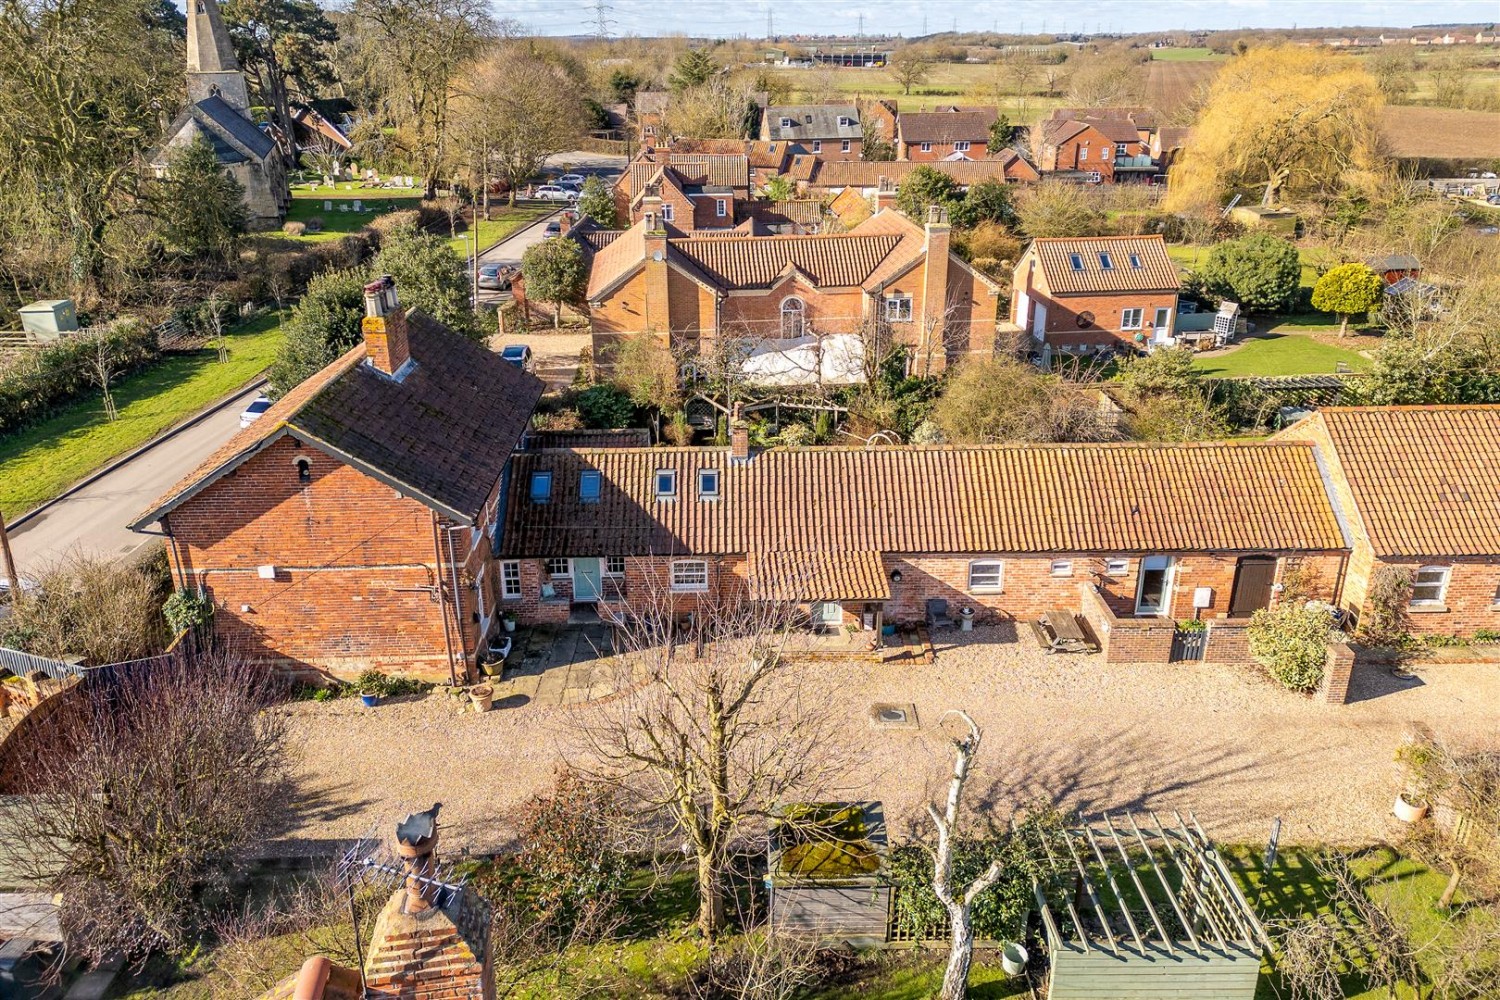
(889, 568), (903, 583)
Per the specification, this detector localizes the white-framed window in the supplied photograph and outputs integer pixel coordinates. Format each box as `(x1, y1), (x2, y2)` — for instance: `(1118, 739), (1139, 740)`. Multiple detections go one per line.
(1103, 557), (1129, 577)
(841, 139), (851, 153)
(1086, 171), (1101, 183)
(715, 198), (727, 217)
(661, 203), (674, 222)
(1153, 306), (1171, 329)
(1129, 253), (1142, 268)
(837, 115), (852, 127)
(1051, 559), (1073, 578)
(885, 294), (913, 322)
(1411, 566), (1450, 606)
(1079, 146), (1088, 161)
(1069, 253), (1085, 271)
(530, 471), (552, 503)
(579, 470), (601, 503)
(967, 560), (1004, 593)
(698, 468), (720, 499)
(1121, 308), (1144, 330)
(780, 117), (792, 128)
(644, 125), (656, 136)
(1115, 143), (1128, 157)
(605, 556), (626, 577)
(655, 468), (678, 499)
(955, 140), (971, 152)
(501, 560), (522, 599)
(545, 557), (571, 578)
(811, 140), (822, 153)
(920, 141), (932, 153)
(781, 296), (806, 337)
(671, 559), (709, 592)
(1136, 556), (1173, 615)
(1098, 252), (1114, 270)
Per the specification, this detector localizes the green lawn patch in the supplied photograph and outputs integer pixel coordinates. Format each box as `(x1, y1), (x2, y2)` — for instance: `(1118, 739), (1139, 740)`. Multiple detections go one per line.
(1151, 47), (1227, 61)
(809, 957), (1028, 999)
(1193, 332), (1369, 378)
(445, 203), (556, 259)
(275, 193), (553, 258)
(0, 314), (283, 518)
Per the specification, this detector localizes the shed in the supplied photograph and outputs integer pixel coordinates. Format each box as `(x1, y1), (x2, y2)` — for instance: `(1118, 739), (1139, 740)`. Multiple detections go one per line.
(1228, 205), (1298, 234)
(766, 801), (889, 941)
(1024, 810), (1268, 1000)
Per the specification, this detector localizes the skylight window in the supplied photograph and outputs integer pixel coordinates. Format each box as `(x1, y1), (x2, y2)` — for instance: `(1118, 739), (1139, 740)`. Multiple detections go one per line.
(1129, 254), (1142, 268)
(1069, 253), (1084, 271)
(580, 470), (601, 502)
(698, 468), (720, 499)
(529, 471), (552, 503)
(1098, 252), (1114, 270)
(655, 469), (678, 499)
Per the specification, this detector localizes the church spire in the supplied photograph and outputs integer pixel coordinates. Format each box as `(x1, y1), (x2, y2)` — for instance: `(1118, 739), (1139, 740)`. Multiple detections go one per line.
(186, 0), (251, 111)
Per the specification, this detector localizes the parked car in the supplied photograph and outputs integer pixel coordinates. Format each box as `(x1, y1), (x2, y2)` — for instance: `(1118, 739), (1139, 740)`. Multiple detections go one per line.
(477, 263), (514, 290)
(500, 344), (532, 370)
(557, 173), (586, 188)
(533, 185), (575, 202)
(542, 220), (562, 239)
(239, 394), (272, 428)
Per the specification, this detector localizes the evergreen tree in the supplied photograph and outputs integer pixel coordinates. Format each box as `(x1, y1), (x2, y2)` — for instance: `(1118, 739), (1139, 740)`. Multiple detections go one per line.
(265, 268), (366, 395)
(373, 225), (480, 339)
(1311, 262), (1384, 336)
(1197, 233), (1301, 313)
(576, 176), (618, 228)
(157, 135), (249, 262)
(896, 166), (962, 221)
(521, 237), (586, 329)
(669, 48), (716, 91)
(951, 179), (1015, 229)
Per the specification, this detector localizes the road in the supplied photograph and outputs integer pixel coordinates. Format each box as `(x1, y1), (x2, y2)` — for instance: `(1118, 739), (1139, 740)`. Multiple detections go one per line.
(7, 152), (627, 571)
(8, 383), (265, 569)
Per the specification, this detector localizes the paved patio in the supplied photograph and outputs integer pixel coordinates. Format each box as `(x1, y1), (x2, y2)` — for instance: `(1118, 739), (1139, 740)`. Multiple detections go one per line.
(486, 623), (645, 707)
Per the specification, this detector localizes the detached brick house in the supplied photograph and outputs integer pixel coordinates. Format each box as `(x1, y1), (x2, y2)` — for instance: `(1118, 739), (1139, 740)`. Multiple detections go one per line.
(585, 200), (1003, 374)
(1275, 406), (1500, 638)
(760, 105), (863, 159)
(613, 152), (752, 232)
(1011, 235), (1181, 354)
(896, 108), (999, 161)
(130, 278), (543, 682)
(498, 438), (1349, 638)
(1038, 117), (1156, 184)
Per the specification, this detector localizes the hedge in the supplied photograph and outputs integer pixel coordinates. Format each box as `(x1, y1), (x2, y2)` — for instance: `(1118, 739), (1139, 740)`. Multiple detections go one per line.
(0, 321), (159, 437)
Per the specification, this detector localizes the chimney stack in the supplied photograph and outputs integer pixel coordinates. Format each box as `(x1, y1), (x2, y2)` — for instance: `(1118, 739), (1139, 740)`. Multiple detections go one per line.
(362, 275), (411, 378)
(873, 176), (897, 214)
(730, 402), (750, 462)
(394, 802), (441, 913)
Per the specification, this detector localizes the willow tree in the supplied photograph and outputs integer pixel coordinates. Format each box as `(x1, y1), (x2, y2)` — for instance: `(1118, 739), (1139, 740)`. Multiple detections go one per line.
(1165, 46), (1383, 213)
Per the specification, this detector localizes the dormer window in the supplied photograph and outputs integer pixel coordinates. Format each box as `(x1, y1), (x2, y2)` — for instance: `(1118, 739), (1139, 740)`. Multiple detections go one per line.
(655, 469), (678, 499)
(1069, 253), (1085, 271)
(780, 117), (792, 128)
(530, 471), (552, 503)
(1098, 252), (1114, 270)
(698, 468), (720, 499)
(580, 470), (601, 503)
(837, 116), (851, 127)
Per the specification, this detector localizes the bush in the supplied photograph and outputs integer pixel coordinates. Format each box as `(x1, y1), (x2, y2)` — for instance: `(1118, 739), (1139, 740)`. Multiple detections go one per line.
(1, 552), (170, 664)
(352, 669), (432, 699)
(368, 209), (421, 241)
(575, 384), (636, 428)
(1358, 566), (1413, 647)
(162, 588), (214, 635)
(282, 221), (307, 237)
(1196, 233), (1301, 313)
(305, 216), (324, 234)
(0, 319), (160, 436)
(1247, 601), (1336, 692)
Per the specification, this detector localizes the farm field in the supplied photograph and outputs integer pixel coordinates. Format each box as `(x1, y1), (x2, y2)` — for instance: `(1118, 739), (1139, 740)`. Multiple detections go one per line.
(777, 62), (1068, 123)
(1378, 105), (1500, 159)
(1146, 58), (1219, 115)
(1150, 47), (1226, 61)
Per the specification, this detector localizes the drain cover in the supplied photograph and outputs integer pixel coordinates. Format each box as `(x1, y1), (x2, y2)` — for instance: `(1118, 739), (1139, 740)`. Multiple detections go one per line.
(878, 707), (908, 723)
(869, 702), (919, 729)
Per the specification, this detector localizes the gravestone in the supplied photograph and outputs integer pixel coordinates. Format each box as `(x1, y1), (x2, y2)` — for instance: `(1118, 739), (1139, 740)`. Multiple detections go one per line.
(324, 200), (333, 211)
(353, 199), (362, 212)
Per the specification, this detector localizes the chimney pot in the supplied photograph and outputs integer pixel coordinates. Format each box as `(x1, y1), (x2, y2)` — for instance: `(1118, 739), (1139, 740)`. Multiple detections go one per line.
(362, 275), (411, 376)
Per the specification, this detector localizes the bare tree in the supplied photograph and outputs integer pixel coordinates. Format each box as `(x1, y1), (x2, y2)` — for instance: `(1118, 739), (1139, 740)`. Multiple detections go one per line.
(0, 653), (290, 968)
(924, 711), (1006, 1000)
(82, 323), (125, 421)
(888, 46), (934, 96)
(577, 584), (852, 939)
(199, 293), (231, 363)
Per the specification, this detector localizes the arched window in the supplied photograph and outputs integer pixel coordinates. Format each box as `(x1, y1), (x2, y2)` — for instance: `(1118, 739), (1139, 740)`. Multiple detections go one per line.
(780, 297), (806, 338)
(294, 457), (311, 483)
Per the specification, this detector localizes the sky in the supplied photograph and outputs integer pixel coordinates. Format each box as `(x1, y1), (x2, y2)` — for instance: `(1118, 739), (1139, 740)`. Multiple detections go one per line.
(497, 0), (1500, 38)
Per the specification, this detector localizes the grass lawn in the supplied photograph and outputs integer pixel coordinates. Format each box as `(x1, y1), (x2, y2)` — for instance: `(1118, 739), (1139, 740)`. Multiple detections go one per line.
(0, 314), (283, 519)
(445, 203), (556, 259)
(1150, 47), (1227, 61)
(1193, 332), (1370, 378)
(275, 192), (553, 258)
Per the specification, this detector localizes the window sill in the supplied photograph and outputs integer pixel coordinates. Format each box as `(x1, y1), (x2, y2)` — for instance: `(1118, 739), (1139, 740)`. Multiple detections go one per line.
(1408, 604), (1450, 614)
(501, 595), (522, 602)
(968, 588), (1004, 596)
(671, 587), (709, 594)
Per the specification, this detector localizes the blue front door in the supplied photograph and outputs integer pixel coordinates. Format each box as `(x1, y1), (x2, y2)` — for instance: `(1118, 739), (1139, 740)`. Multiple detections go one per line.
(574, 558), (601, 602)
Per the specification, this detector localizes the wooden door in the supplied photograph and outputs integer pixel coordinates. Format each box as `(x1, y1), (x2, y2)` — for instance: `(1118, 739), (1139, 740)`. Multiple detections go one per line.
(1229, 557), (1277, 617)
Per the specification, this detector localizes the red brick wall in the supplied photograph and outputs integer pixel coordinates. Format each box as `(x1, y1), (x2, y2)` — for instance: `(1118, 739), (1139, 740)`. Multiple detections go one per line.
(1376, 557), (1500, 638)
(690, 193), (736, 229)
(902, 141), (989, 161)
(1017, 287), (1182, 352)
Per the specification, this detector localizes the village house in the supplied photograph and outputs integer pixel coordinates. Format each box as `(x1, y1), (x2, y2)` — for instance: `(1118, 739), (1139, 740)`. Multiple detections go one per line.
(497, 435), (1350, 652)
(128, 277), (544, 683)
(1037, 115), (1157, 184)
(1010, 235), (1181, 355)
(895, 107), (1000, 161)
(760, 105), (864, 159)
(612, 152), (752, 231)
(634, 90), (671, 146)
(149, 0), (288, 227)
(584, 199), (1003, 375)
(805, 156), (1041, 199)
(1274, 406), (1500, 638)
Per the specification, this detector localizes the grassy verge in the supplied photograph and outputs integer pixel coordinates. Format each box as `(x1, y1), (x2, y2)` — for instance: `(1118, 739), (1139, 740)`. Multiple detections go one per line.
(1151, 47), (1227, 61)
(0, 314), (283, 519)
(275, 192), (553, 258)
(446, 203), (557, 259)
(1194, 332), (1370, 378)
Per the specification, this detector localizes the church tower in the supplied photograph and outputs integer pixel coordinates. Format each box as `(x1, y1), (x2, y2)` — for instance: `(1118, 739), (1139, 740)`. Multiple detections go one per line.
(186, 0), (251, 111)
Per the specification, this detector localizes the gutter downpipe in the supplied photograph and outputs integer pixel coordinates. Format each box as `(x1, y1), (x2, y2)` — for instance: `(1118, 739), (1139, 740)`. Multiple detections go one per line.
(445, 524), (470, 681)
(431, 511), (458, 687)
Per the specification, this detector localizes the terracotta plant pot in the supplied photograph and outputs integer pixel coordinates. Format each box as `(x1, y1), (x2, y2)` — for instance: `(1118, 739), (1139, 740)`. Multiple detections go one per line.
(469, 684), (494, 713)
(1393, 793), (1429, 823)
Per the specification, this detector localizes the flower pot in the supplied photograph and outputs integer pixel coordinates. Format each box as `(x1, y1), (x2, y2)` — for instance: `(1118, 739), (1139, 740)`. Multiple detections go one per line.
(1001, 942), (1028, 976)
(1393, 793), (1429, 823)
(359, 691), (380, 708)
(959, 607), (975, 632)
(480, 659), (504, 678)
(502, 618), (516, 633)
(469, 684), (494, 713)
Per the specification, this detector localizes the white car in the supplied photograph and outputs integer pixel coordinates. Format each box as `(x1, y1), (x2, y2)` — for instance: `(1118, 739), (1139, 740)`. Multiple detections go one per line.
(533, 185), (576, 202)
(239, 394), (272, 428)
(557, 173), (586, 188)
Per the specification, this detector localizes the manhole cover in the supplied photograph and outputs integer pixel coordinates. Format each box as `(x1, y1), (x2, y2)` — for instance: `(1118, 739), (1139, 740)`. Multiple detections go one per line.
(878, 708), (907, 723)
(869, 703), (919, 730)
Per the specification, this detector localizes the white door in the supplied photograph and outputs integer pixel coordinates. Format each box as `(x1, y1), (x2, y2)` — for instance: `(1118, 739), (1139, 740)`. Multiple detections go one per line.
(814, 602), (843, 626)
(1136, 557), (1174, 616)
(1030, 300), (1047, 339)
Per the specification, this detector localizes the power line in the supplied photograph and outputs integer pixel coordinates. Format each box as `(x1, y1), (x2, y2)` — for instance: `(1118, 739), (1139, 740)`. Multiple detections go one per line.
(592, 0), (614, 39)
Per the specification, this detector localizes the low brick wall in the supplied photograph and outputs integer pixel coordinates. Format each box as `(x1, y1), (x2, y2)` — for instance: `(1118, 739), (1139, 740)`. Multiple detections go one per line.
(1203, 620), (1252, 664)
(1320, 641), (1357, 704)
(1079, 584), (1176, 664)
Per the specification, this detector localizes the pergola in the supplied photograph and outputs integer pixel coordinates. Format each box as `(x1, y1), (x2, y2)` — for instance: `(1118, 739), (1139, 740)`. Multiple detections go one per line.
(1020, 810), (1271, 1000)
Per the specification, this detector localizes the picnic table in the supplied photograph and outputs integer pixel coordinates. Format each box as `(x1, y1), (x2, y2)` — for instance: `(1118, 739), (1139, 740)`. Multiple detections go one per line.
(1031, 610), (1098, 655)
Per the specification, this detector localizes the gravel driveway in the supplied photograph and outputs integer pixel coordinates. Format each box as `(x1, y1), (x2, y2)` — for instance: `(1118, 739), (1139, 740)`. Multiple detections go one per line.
(274, 630), (1500, 854)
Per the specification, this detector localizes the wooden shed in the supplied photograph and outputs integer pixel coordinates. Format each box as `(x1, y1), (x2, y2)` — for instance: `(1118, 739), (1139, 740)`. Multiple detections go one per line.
(1024, 810), (1269, 1000)
(766, 801), (889, 942)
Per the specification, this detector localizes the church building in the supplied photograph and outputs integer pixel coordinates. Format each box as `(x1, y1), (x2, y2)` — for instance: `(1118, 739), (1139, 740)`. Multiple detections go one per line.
(150, 0), (289, 228)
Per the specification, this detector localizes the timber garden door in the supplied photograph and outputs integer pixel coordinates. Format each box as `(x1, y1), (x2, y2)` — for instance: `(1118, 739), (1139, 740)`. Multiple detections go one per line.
(1229, 556), (1277, 617)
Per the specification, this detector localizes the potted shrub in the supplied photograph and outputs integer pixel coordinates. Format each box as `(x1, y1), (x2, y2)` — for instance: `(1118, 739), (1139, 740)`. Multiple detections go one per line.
(502, 611), (517, 633)
(359, 689), (380, 708)
(1393, 740), (1436, 822)
(468, 684), (494, 712)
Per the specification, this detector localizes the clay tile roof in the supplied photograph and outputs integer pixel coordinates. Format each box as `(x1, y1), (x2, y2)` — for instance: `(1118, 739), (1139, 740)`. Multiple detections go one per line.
(749, 550), (891, 601)
(502, 442), (1345, 558)
(765, 105), (862, 141)
(667, 154), (750, 189)
(133, 311), (543, 529)
(526, 428), (651, 449)
(1306, 406), (1500, 557)
(668, 232), (903, 288)
(1040, 119), (1091, 147)
(898, 109), (999, 144)
(809, 158), (1024, 190)
(585, 220), (647, 299)
(1031, 235), (1179, 294)
(635, 90), (669, 115)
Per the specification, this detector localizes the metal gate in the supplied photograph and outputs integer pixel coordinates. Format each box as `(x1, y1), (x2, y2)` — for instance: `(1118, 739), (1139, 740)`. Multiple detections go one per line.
(1169, 628), (1208, 662)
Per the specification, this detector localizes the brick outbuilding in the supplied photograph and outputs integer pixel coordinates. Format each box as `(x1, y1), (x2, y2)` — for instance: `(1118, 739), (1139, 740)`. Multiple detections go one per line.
(130, 278), (544, 682)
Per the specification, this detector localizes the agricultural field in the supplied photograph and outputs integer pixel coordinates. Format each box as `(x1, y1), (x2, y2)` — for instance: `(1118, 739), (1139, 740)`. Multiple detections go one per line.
(1150, 47), (1226, 61)
(1146, 58), (1220, 115)
(1378, 105), (1500, 159)
(777, 62), (1069, 123)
